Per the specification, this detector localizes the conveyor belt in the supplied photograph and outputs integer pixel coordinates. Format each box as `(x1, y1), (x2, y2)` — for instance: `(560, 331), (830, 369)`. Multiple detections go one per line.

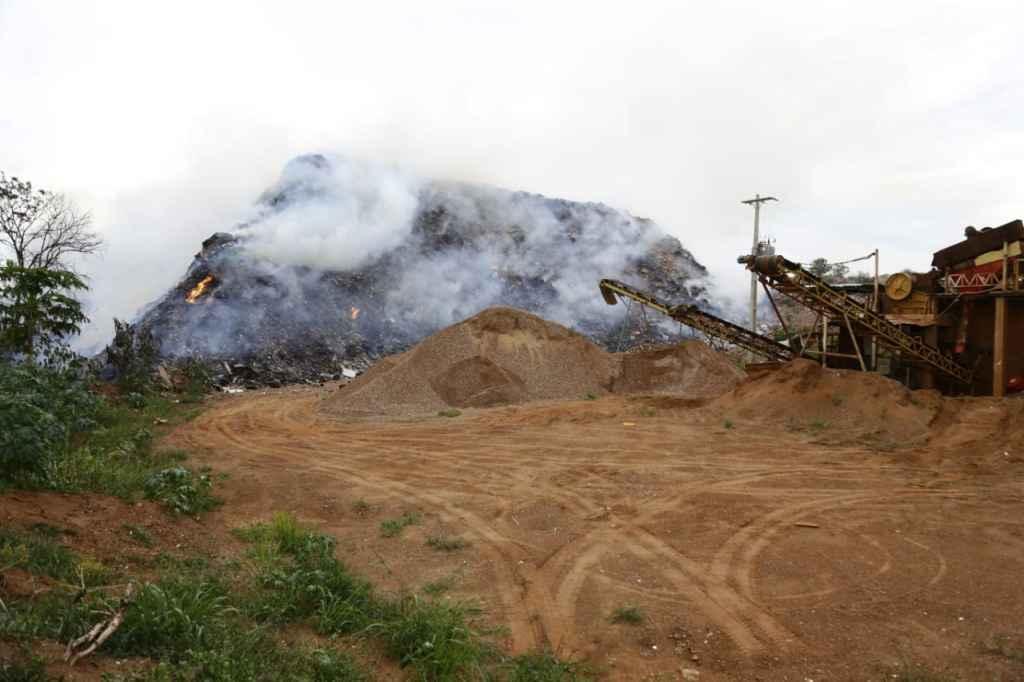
(739, 254), (972, 384)
(599, 279), (794, 362)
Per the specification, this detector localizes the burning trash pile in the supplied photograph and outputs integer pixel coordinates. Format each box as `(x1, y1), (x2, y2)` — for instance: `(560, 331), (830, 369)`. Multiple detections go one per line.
(127, 154), (710, 388)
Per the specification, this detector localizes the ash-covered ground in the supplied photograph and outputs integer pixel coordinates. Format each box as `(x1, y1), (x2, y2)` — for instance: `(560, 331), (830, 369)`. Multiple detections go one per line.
(133, 154), (710, 386)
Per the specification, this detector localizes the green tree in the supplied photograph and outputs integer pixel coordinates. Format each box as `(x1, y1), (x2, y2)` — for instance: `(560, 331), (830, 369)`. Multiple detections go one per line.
(0, 263), (88, 362)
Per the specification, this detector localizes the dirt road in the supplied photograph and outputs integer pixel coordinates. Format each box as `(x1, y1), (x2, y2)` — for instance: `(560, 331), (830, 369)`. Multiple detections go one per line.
(174, 388), (1024, 680)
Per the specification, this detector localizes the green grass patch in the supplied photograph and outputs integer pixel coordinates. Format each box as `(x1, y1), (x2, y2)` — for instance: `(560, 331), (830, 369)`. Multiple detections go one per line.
(426, 534), (469, 552)
(351, 499), (371, 515)
(4, 511), (584, 682)
(503, 651), (592, 681)
(0, 526), (112, 588)
(437, 408), (462, 418)
(610, 605), (644, 625)
(380, 511), (421, 538)
(723, 419), (734, 430)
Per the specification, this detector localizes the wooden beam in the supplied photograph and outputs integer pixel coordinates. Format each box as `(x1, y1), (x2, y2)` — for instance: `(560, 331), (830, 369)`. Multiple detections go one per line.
(994, 297), (1008, 398)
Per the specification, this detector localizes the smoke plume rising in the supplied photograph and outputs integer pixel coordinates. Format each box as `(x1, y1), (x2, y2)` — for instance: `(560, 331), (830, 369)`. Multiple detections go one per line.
(132, 153), (708, 375)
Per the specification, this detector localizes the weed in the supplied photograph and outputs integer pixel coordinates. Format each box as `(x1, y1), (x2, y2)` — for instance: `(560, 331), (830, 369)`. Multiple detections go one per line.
(888, 663), (960, 681)
(422, 575), (458, 596)
(104, 578), (233, 659)
(352, 499), (371, 515)
(75, 556), (114, 588)
(504, 651), (591, 681)
(583, 392), (597, 401)
(27, 523), (64, 539)
(380, 511), (421, 538)
(809, 419), (830, 432)
(610, 605), (644, 625)
(437, 408), (462, 418)
(234, 514), (374, 630)
(0, 589), (94, 641)
(723, 419), (734, 429)
(143, 465), (220, 515)
(0, 652), (53, 682)
(981, 633), (1024, 663)
(375, 594), (492, 678)
(0, 527), (77, 583)
(123, 524), (155, 548)
(426, 534), (469, 552)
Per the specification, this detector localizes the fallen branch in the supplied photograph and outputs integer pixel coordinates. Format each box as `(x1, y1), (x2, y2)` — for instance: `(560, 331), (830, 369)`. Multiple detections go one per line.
(65, 582), (136, 666)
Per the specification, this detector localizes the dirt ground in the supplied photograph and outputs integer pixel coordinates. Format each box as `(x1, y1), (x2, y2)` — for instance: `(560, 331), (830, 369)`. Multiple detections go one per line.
(166, 382), (1024, 681)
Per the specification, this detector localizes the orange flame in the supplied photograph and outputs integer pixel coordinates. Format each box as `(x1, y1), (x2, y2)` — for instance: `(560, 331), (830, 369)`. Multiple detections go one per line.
(350, 306), (361, 320)
(186, 275), (216, 304)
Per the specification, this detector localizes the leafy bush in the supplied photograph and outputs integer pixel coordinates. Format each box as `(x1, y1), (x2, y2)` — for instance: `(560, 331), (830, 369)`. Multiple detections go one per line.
(0, 361), (98, 481)
(144, 466), (220, 515)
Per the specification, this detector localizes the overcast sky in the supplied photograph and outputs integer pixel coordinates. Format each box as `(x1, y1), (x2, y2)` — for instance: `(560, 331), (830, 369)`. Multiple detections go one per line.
(2, 0), (1022, 347)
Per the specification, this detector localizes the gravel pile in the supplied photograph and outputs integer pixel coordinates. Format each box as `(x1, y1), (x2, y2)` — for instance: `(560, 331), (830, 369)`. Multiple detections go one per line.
(612, 342), (745, 398)
(326, 307), (742, 417)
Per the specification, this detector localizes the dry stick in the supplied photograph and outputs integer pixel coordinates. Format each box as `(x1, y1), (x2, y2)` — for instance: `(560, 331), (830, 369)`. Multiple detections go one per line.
(65, 583), (136, 665)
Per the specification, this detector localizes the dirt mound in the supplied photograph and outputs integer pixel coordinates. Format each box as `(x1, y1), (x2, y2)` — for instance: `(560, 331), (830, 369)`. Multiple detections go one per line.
(327, 307), (615, 416)
(712, 358), (942, 445)
(612, 341), (744, 398)
(326, 307), (743, 417)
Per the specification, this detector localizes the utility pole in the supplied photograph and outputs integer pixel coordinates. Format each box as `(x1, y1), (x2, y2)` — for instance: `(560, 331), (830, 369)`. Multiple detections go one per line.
(742, 195), (778, 332)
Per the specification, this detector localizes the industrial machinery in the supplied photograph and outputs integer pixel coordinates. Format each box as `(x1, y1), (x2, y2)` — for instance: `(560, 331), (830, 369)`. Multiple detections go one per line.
(599, 278), (794, 362)
(739, 254), (973, 385)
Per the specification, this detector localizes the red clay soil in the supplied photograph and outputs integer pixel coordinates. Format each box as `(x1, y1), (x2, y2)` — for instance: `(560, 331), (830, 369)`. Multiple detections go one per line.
(162, 373), (1024, 681)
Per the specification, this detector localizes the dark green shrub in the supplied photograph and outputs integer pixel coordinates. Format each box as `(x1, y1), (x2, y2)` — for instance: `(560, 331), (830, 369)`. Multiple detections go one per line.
(0, 361), (98, 481)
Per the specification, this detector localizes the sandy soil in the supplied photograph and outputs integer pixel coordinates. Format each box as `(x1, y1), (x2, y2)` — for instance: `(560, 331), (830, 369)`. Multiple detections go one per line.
(167, 383), (1024, 681)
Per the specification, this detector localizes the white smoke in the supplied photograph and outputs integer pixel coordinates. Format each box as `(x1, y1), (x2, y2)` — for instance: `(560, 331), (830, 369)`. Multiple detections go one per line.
(385, 181), (671, 330)
(238, 155), (421, 270)
(132, 153), (709, 361)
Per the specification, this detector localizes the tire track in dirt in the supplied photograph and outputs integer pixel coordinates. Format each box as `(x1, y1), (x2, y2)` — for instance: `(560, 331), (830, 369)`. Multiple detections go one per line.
(173, 390), (1012, 668)
(180, 395), (805, 654)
